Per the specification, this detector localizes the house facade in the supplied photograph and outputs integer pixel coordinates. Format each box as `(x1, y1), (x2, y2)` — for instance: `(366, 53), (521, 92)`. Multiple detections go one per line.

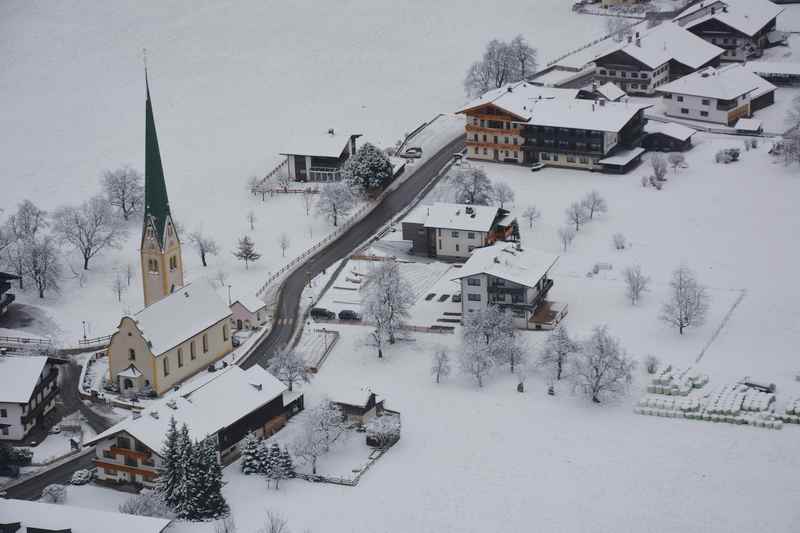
(0, 356), (60, 440)
(86, 365), (304, 487)
(230, 295), (268, 330)
(281, 130), (361, 182)
(402, 203), (519, 260)
(107, 281), (233, 397)
(453, 242), (564, 330)
(642, 121), (697, 152)
(333, 390), (384, 426)
(0, 272), (20, 316)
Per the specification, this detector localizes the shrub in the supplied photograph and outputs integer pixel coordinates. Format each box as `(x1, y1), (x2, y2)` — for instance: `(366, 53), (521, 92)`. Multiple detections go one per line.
(644, 355), (659, 375)
(41, 484), (67, 504)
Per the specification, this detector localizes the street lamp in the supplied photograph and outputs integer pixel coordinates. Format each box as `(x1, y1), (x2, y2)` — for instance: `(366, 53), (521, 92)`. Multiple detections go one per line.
(82, 321), (87, 341)
(227, 284), (232, 306)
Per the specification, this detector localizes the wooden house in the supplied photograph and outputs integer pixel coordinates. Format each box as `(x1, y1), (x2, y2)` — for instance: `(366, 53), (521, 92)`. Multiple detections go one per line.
(281, 129), (361, 182)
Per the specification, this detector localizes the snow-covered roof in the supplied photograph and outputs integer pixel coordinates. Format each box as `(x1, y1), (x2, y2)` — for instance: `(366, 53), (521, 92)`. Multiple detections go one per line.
(331, 387), (380, 408)
(529, 66), (586, 87)
(280, 130), (359, 158)
(423, 203), (503, 232)
(453, 242), (559, 289)
(118, 364), (143, 379)
(595, 22), (724, 70)
(596, 82), (626, 102)
(85, 365), (289, 453)
(233, 293), (267, 313)
(0, 355), (48, 403)
(675, 0), (784, 38)
(525, 99), (650, 132)
(599, 147), (646, 166)
(644, 121), (697, 141)
(746, 61), (800, 77)
(133, 280), (231, 356)
(0, 498), (172, 533)
(735, 118), (762, 131)
(457, 81), (580, 121)
(659, 64), (774, 100)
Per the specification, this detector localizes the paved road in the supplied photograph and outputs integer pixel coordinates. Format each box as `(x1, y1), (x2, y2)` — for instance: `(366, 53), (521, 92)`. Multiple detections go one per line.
(241, 134), (465, 369)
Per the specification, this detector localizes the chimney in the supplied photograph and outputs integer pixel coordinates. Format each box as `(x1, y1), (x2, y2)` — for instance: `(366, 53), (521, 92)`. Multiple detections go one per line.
(507, 86), (513, 93)
(328, 128), (335, 136)
(635, 32), (641, 47)
(627, 34), (633, 43)
(711, 7), (715, 15)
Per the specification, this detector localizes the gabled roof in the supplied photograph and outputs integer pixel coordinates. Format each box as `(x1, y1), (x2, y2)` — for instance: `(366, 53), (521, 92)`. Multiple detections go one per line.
(453, 242), (559, 289)
(232, 293), (267, 313)
(143, 72), (173, 248)
(645, 121), (697, 141)
(0, 355), (49, 403)
(422, 203), (504, 232)
(746, 61), (800, 77)
(735, 118), (762, 131)
(86, 365), (289, 453)
(525, 98), (650, 132)
(659, 64), (774, 100)
(0, 499), (172, 533)
(596, 82), (626, 102)
(0, 271), (21, 282)
(280, 130), (360, 158)
(457, 81), (581, 121)
(675, 0), (784, 38)
(331, 387), (380, 408)
(131, 280), (231, 356)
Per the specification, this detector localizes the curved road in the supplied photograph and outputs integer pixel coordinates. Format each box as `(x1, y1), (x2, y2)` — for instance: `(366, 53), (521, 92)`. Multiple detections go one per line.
(242, 134), (465, 368)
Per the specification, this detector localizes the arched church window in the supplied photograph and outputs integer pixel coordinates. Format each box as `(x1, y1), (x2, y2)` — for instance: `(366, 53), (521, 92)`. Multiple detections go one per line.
(128, 349), (136, 361)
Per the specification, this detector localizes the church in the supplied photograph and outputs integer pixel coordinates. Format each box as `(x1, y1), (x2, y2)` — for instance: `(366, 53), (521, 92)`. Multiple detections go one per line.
(106, 73), (233, 397)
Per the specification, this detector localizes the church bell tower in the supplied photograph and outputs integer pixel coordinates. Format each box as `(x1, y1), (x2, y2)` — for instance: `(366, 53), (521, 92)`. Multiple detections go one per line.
(141, 70), (184, 307)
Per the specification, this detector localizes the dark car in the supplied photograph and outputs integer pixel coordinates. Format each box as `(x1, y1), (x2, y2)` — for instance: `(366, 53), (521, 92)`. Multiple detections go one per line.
(0, 464), (20, 478)
(338, 310), (361, 321)
(310, 307), (336, 320)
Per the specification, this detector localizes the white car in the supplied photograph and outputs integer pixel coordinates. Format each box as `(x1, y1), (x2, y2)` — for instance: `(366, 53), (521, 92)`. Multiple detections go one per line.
(71, 469), (93, 485)
(404, 147), (423, 158)
(530, 162), (546, 172)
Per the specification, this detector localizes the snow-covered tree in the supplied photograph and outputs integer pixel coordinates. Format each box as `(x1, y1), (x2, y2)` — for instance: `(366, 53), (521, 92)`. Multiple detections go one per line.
(501, 335), (528, 374)
(292, 400), (346, 474)
(463, 36), (537, 97)
(612, 232), (627, 250)
(188, 230), (219, 267)
(302, 188), (314, 215)
(259, 512), (290, 533)
(361, 259), (415, 354)
(492, 182), (515, 208)
(316, 182), (356, 227)
(558, 225), (576, 251)
(668, 153), (686, 173)
(111, 271), (126, 302)
(267, 348), (311, 392)
(451, 167), (494, 206)
(265, 442), (286, 490)
(459, 332), (495, 387)
(246, 210), (257, 231)
(41, 484), (67, 503)
(21, 235), (61, 298)
(459, 305), (515, 386)
(278, 232), (290, 258)
(366, 414), (401, 448)
(233, 235), (261, 269)
(342, 142), (394, 191)
(431, 348), (451, 384)
(157, 417), (182, 507)
(185, 437), (228, 520)
(580, 190), (607, 220)
(102, 166), (144, 220)
(565, 202), (588, 232)
(52, 195), (126, 270)
(4, 200), (49, 290)
(623, 264), (650, 305)
(538, 324), (578, 382)
(522, 205), (541, 229)
(570, 325), (635, 403)
(279, 447), (295, 479)
(239, 432), (262, 475)
(605, 15), (630, 42)
(651, 154), (668, 181)
(660, 264), (709, 335)
(119, 490), (175, 519)
(171, 424), (194, 517)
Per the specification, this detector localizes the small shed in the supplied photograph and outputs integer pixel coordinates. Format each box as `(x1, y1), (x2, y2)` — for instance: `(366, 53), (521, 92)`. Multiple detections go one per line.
(599, 147), (645, 174)
(230, 294), (268, 330)
(642, 122), (697, 152)
(332, 388), (384, 426)
(735, 118), (763, 134)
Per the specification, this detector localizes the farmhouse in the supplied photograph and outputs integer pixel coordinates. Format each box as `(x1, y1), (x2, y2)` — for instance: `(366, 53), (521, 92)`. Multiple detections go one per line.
(592, 22), (724, 95)
(658, 64), (776, 126)
(281, 129), (362, 182)
(0, 271), (20, 316)
(85, 365), (303, 487)
(453, 242), (565, 330)
(402, 203), (519, 260)
(0, 355), (60, 441)
(643, 121), (697, 152)
(673, 0), (785, 62)
(107, 281), (233, 397)
(230, 293), (269, 330)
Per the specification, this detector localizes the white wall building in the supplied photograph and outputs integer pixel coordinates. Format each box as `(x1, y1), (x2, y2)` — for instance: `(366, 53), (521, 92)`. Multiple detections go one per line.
(0, 355), (60, 441)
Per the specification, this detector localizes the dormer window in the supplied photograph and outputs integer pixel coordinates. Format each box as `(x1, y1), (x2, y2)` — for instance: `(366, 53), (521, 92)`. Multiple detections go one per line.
(145, 226), (155, 240)
(148, 259), (159, 273)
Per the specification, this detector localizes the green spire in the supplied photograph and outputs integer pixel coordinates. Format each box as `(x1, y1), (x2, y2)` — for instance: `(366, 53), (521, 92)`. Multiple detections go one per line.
(144, 70), (172, 248)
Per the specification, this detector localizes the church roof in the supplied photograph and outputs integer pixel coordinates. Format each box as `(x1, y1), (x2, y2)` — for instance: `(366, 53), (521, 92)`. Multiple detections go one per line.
(144, 72), (173, 248)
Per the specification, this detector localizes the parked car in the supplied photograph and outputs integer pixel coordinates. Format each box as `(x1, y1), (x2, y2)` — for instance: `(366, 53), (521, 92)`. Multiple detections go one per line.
(530, 162), (546, 172)
(338, 310), (361, 321)
(0, 464), (20, 478)
(310, 307), (336, 320)
(71, 469), (93, 485)
(48, 424), (62, 435)
(404, 147), (423, 158)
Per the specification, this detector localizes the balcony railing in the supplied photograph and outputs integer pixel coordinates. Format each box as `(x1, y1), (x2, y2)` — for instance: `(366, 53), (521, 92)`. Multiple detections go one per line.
(306, 167), (341, 182)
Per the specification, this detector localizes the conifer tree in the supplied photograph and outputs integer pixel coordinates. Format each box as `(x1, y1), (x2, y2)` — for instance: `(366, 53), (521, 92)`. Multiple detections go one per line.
(256, 440), (271, 476)
(172, 424), (194, 518)
(197, 437), (228, 519)
(239, 432), (261, 475)
(265, 442), (283, 489)
(233, 235), (261, 269)
(280, 447), (295, 479)
(157, 417), (181, 509)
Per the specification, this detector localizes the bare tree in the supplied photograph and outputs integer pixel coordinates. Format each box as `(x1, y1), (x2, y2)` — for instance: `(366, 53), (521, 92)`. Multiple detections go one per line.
(246, 210), (257, 231)
(102, 166), (143, 220)
(267, 348), (311, 392)
(508, 34), (538, 80)
(431, 348), (451, 384)
(451, 167), (494, 205)
(188, 230), (219, 267)
(119, 491), (175, 519)
(668, 153), (686, 173)
(111, 271), (126, 302)
(605, 16), (629, 42)
(361, 260), (415, 352)
(459, 305), (515, 386)
(623, 265), (650, 305)
(537, 324), (579, 382)
(651, 154), (668, 181)
(522, 205), (541, 229)
(233, 236), (261, 269)
(565, 202), (588, 232)
(570, 325), (635, 403)
(316, 182), (356, 227)
(612, 232), (627, 250)
(214, 269), (228, 289)
(492, 182), (515, 208)
(302, 188), (315, 216)
(125, 263), (134, 286)
(258, 512), (289, 533)
(278, 232), (290, 258)
(292, 400), (346, 474)
(580, 190), (607, 220)
(459, 333), (495, 387)
(464, 36), (537, 97)
(52, 196), (127, 270)
(660, 265), (709, 335)
(558, 226), (576, 251)
(366, 414), (401, 448)
(4, 199), (48, 288)
(276, 173), (292, 193)
(22, 236), (61, 298)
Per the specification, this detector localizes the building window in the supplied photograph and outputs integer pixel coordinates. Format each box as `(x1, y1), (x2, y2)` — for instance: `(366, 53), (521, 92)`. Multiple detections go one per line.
(609, 70), (616, 76)
(1, 427), (8, 436)
(480, 119), (485, 127)
(223, 325), (229, 342)
(676, 95), (684, 102)
(163, 356), (170, 376)
(482, 134), (487, 142)
(451, 231), (459, 238)
(681, 108), (689, 114)
(455, 244), (460, 252)
(579, 156), (589, 164)
(701, 99), (710, 106)
(553, 154), (559, 161)
(169, 256), (177, 271)
(202, 333), (208, 353)
(566, 155), (576, 163)
(190, 341), (196, 360)
(621, 72), (626, 78)
(0, 409), (6, 418)
(664, 93), (672, 99)
(467, 232), (476, 239)
(467, 294), (481, 302)
(473, 133), (478, 141)
(438, 240), (442, 249)
(598, 69), (606, 75)
(468, 245), (475, 252)
(148, 259), (159, 273)
(700, 111), (709, 117)
(504, 150), (509, 157)
(630, 84), (638, 90)
(128, 349), (135, 361)
(504, 137), (509, 144)
(493, 136), (498, 144)
(513, 151), (518, 158)
(541, 153), (550, 161)
(177, 348), (183, 368)
(483, 148), (487, 155)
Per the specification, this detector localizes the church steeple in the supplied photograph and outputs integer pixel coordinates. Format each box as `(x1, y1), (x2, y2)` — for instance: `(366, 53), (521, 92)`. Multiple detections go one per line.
(140, 67), (184, 307)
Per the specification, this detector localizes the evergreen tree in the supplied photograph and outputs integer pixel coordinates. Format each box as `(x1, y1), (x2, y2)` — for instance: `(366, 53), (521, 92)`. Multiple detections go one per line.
(239, 432), (261, 475)
(265, 442), (283, 489)
(342, 142), (394, 191)
(280, 447), (295, 479)
(156, 417), (181, 509)
(172, 424), (194, 519)
(197, 437), (228, 519)
(233, 235), (261, 269)
(256, 440), (271, 476)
